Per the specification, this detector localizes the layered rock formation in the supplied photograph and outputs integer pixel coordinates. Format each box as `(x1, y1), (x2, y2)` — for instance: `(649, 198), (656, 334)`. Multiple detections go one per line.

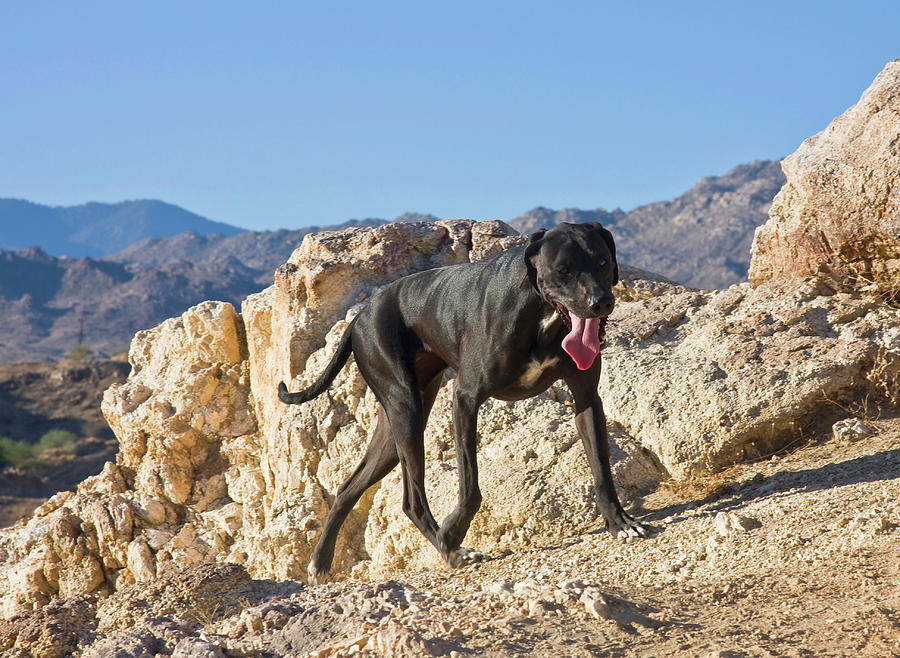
(750, 60), (900, 295)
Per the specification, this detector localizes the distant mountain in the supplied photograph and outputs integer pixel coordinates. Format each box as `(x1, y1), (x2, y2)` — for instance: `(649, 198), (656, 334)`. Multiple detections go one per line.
(509, 160), (786, 289)
(0, 247), (261, 362)
(0, 162), (785, 362)
(0, 214), (434, 362)
(107, 218), (389, 285)
(0, 199), (243, 258)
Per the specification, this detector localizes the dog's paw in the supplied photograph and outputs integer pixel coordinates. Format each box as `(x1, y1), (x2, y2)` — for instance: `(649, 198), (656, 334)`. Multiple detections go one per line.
(447, 546), (485, 568)
(608, 511), (653, 543)
(307, 560), (330, 586)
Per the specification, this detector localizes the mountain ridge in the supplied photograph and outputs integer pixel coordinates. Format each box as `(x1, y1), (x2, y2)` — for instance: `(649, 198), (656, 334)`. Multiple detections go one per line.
(102, 162), (783, 292)
(0, 198), (244, 258)
(508, 159), (785, 289)
(0, 162), (785, 361)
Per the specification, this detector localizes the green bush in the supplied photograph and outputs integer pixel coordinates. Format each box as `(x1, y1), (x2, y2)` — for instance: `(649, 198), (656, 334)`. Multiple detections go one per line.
(35, 429), (78, 455)
(0, 430), (80, 469)
(0, 437), (34, 469)
(67, 344), (93, 361)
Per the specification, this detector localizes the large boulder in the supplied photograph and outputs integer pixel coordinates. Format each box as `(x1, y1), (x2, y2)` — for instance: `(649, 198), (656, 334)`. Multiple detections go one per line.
(600, 278), (900, 478)
(749, 60), (900, 295)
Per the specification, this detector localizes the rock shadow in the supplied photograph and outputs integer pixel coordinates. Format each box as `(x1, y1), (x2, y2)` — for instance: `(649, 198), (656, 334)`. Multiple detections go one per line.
(646, 448), (900, 522)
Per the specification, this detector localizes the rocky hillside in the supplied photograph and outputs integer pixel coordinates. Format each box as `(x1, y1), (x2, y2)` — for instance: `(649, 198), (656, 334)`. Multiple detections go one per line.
(0, 247), (262, 363)
(509, 160), (786, 290)
(0, 60), (898, 657)
(0, 164), (780, 364)
(0, 358), (130, 527)
(0, 199), (242, 259)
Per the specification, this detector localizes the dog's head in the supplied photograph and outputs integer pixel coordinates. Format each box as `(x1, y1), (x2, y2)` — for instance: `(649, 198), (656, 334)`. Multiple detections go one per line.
(524, 222), (618, 370)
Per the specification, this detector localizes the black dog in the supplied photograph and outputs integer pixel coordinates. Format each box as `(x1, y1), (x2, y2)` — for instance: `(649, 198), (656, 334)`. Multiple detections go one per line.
(279, 222), (649, 584)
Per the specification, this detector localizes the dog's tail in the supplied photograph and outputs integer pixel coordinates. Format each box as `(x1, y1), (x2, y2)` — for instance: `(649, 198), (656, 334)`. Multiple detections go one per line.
(278, 317), (357, 405)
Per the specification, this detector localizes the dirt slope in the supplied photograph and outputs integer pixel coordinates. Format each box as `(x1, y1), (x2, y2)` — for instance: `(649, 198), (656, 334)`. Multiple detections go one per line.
(366, 415), (900, 657)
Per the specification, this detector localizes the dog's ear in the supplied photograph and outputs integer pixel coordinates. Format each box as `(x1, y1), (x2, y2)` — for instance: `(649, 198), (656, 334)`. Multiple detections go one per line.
(523, 229), (546, 289)
(590, 223), (619, 285)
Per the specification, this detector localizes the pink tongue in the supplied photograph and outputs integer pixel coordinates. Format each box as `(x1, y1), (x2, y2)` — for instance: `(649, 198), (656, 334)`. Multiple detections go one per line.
(561, 314), (601, 370)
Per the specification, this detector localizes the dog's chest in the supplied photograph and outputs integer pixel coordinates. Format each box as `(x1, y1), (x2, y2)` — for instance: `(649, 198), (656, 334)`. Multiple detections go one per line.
(514, 355), (560, 388)
(508, 309), (565, 388)
(539, 310), (562, 335)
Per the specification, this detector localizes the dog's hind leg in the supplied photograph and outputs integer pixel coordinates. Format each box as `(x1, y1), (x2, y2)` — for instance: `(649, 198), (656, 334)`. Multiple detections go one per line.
(307, 409), (398, 585)
(363, 358), (454, 561)
(380, 364), (449, 552)
(307, 365), (445, 585)
(389, 397), (444, 554)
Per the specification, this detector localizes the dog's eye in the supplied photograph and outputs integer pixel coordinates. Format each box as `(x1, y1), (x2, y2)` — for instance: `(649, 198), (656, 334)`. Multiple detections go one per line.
(598, 259), (607, 266)
(558, 267), (571, 277)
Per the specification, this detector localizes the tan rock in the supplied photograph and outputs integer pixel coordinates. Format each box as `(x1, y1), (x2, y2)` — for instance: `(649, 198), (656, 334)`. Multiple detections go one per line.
(125, 538), (156, 583)
(127, 491), (167, 526)
(159, 524), (209, 570)
(84, 494), (133, 569)
(750, 60), (900, 294)
(600, 278), (900, 477)
(43, 510), (106, 598)
(580, 586), (612, 620)
(832, 417), (877, 443)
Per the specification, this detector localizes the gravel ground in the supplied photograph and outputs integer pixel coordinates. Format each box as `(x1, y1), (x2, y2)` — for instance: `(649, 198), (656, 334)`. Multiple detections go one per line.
(2, 415), (898, 657)
(216, 414), (900, 657)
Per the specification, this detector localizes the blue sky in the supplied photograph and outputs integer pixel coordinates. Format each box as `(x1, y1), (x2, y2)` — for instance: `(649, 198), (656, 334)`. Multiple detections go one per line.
(1, 1), (897, 231)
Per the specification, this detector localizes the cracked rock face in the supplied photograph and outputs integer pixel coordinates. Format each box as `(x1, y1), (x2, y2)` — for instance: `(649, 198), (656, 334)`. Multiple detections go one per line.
(750, 60), (900, 295)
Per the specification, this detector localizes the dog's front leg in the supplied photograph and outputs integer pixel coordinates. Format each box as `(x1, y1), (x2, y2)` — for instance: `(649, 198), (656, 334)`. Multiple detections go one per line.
(567, 376), (651, 541)
(436, 388), (486, 567)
